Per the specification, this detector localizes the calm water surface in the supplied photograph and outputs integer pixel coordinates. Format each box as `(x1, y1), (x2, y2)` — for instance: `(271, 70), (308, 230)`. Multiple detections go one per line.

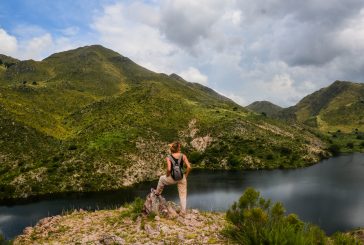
(1, 153), (364, 239)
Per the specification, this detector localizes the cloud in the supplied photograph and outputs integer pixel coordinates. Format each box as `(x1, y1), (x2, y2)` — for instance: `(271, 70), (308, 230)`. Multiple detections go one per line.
(159, 0), (226, 50)
(0, 25), (85, 61)
(179, 67), (208, 85)
(92, 2), (181, 73)
(61, 26), (80, 36)
(3, 0), (364, 107)
(22, 33), (53, 59)
(0, 29), (18, 55)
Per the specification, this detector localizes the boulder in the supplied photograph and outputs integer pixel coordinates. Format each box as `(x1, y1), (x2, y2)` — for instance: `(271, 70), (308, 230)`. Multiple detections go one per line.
(143, 190), (178, 218)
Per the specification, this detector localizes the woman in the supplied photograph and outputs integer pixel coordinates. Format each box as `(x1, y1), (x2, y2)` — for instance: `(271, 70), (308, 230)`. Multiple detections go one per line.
(153, 141), (192, 215)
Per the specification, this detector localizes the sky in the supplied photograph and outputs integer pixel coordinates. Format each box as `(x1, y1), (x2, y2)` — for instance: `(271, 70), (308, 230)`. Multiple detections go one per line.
(1, 0), (364, 107)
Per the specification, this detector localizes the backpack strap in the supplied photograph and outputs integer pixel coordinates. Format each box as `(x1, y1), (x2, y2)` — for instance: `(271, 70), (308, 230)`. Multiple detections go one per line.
(168, 154), (183, 167)
(167, 155), (176, 166)
(177, 154), (183, 166)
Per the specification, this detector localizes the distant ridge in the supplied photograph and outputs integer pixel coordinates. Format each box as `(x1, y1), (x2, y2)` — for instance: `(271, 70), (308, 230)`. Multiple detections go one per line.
(246, 101), (283, 117)
(277, 80), (364, 132)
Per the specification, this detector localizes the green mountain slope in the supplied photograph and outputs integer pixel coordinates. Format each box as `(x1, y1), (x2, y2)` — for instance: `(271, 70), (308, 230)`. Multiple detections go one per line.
(246, 101), (283, 117)
(278, 81), (364, 132)
(0, 45), (329, 200)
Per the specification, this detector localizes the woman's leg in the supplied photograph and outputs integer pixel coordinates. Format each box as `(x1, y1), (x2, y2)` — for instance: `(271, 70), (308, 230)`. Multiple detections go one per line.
(177, 176), (187, 213)
(155, 175), (176, 195)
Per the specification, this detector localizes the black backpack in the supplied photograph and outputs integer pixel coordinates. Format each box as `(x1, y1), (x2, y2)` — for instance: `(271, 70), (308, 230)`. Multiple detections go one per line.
(168, 154), (184, 181)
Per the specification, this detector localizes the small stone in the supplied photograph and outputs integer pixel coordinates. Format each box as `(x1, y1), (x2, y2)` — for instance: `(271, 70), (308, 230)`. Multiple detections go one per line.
(160, 225), (169, 233)
(99, 234), (125, 245)
(144, 224), (154, 234)
(154, 215), (160, 221)
(23, 227), (33, 235)
(192, 209), (199, 214)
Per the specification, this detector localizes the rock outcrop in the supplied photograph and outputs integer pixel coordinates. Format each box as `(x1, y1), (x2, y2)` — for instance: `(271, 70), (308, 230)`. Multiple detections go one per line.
(143, 190), (178, 218)
(14, 200), (229, 244)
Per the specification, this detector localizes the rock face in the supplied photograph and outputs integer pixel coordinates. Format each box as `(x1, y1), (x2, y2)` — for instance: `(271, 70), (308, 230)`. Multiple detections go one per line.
(143, 191), (178, 218)
(14, 200), (229, 244)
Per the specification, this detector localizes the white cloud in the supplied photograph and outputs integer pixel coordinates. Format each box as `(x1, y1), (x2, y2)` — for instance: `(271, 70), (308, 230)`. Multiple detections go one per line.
(61, 26), (80, 36)
(179, 67), (208, 85)
(3, 1), (364, 107)
(0, 29), (18, 55)
(22, 33), (53, 59)
(0, 26), (85, 61)
(92, 2), (181, 73)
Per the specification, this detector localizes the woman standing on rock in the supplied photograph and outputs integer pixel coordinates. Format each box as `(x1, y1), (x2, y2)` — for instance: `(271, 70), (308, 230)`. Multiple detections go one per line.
(153, 141), (192, 215)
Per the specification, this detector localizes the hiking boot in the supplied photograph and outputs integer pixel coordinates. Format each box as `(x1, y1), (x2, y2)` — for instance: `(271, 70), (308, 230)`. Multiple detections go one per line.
(151, 188), (160, 196)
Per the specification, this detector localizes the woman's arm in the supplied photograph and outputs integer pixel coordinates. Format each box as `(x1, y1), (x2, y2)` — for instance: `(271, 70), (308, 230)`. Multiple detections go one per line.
(183, 154), (192, 178)
(166, 157), (172, 176)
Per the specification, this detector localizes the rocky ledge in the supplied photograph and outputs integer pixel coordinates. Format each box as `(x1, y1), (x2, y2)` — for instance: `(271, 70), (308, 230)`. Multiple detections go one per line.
(14, 194), (232, 244)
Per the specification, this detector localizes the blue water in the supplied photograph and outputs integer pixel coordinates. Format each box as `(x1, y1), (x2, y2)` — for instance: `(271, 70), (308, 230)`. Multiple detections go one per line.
(1, 153), (363, 240)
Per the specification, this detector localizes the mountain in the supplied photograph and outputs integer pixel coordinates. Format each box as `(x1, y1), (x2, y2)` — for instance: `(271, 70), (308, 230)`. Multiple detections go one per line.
(246, 101), (283, 117)
(0, 45), (329, 200)
(278, 81), (364, 132)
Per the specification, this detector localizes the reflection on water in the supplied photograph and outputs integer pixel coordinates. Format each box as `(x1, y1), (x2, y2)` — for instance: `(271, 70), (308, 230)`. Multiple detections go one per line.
(1, 153), (364, 239)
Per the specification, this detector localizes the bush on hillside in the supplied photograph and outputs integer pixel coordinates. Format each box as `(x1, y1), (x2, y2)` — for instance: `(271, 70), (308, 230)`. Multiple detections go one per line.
(328, 144), (341, 156)
(223, 188), (359, 245)
(346, 142), (354, 149)
(356, 134), (364, 140)
(189, 151), (204, 164)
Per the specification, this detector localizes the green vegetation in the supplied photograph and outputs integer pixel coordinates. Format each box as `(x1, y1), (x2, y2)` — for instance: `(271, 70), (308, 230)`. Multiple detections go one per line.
(0, 232), (12, 245)
(277, 81), (364, 133)
(224, 188), (360, 245)
(326, 130), (364, 154)
(0, 45), (329, 200)
(119, 197), (145, 221)
(246, 101), (283, 117)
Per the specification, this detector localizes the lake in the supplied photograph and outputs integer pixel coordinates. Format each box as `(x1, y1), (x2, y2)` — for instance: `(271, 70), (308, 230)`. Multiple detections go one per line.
(1, 153), (364, 240)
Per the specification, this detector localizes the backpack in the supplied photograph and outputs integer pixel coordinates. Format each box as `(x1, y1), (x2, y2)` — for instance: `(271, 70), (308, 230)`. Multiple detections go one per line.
(168, 154), (184, 181)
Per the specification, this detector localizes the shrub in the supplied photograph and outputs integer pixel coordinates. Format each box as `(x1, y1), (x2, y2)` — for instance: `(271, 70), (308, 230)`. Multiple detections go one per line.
(331, 232), (359, 245)
(328, 144), (341, 156)
(346, 142), (354, 149)
(224, 188), (327, 245)
(360, 142), (364, 148)
(266, 153), (274, 160)
(68, 144), (77, 150)
(224, 188), (360, 245)
(189, 151), (204, 164)
(227, 154), (240, 167)
(120, 197), (144, 221)
(356, 134), (364, 140)
(279, 146), (292, 155)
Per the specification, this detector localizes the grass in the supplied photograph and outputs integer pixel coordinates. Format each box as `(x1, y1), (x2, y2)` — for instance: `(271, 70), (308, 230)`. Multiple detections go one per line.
(119, 197), (145, 221)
